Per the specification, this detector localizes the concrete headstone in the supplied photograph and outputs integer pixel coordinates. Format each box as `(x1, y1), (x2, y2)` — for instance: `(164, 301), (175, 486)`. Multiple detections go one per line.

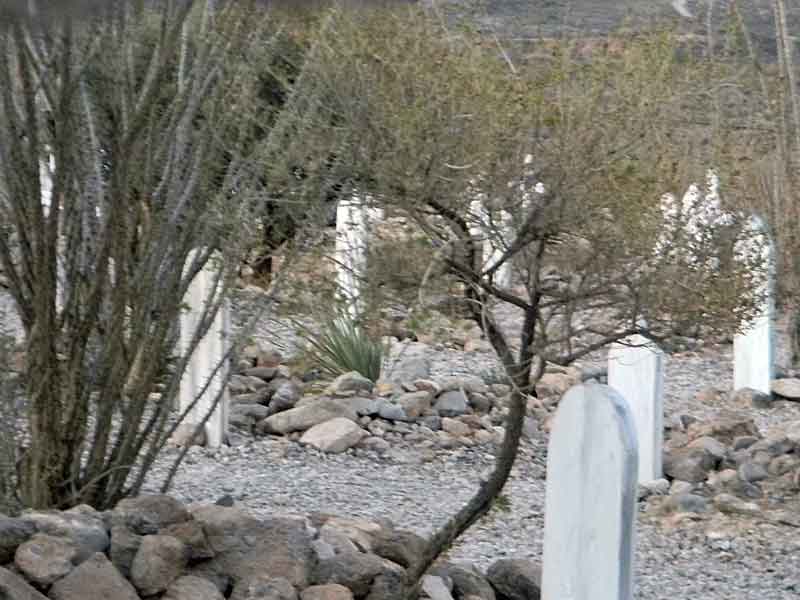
(179, 250), (231, 448)
(335, 196), (383, 317)
(608, 335), (664, 483)
(733, 215), (774, 395)
(542, 384), (638, 600)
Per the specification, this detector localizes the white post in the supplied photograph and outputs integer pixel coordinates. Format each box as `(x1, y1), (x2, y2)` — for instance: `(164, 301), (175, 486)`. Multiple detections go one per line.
(335, 195), (382, 318)
(542, 384), (638, 600)
(733, 215), (775, 395)
(608, 335), (664, 483)
(179, 250), (230, 448)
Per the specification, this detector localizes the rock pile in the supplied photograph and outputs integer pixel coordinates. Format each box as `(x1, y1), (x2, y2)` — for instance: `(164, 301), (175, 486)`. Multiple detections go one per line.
(640, 409), (800, 525)
(0, 495), (542, 600)
(221, 342), (521, 454)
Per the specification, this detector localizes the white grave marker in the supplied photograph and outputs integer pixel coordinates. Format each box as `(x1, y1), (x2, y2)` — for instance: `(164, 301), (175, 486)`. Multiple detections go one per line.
(179, 250), (230, 447)
(542, 384), (638, 600)
(608, 335), (664, 483)
(335, 196), (383, 318)
(733, 215), (774, 395)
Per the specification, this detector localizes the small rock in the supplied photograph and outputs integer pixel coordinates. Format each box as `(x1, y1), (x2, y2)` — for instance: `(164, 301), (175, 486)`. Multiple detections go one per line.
(687, 436), (728, 461)
(422, 575), (454, 600)
(687, 412), (759, 444)
(638, 479), (670, 500)
(730, 387), (772, 409)
(435, 391), (470, 418)
(663, 447), (718, 483)
(300, 418), (367, 454)
(395, 391), (432, 419)
(441, 417), (471, 437)
(24, 510), (110, 562)
(377, 401), (411, 422)
(713, 493), (761, 517)
(301, 584), (354, 600)
(163, 575), (225, 600)
(243, 366), (279, 381)
(486, 559), (541, 600)
(662, 493), (710, 514)
(732, 436), (759, 451)
(738, 462), (769, 483)
(772, 378), (800, 400)
(748, 434), (795, 457)
(230, 575), (298, 600)
(327, 372), (375, 396)
(670, 480), (694, 495)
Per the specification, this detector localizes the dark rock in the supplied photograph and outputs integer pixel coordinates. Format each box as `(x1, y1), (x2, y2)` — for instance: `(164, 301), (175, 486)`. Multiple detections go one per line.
(243, 366), (279, 381)
(0, 517), (35, 564)
(370, 528), (426, 569)
(731, 387), (772, 409)
(113, 494), (191, 535)
(663, 447), (718, 483)
(268, 380), (302, 415)
(109, 525), (142, 579)
(432, 563), (496, 600)
(486, 559), (541, 600)
(216, 494), (235, 507)
(732, 436), (759, 451)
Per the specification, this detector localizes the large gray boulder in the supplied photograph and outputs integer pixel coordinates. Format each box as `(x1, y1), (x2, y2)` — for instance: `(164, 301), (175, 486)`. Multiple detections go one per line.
(22, 510), (109, 562)
(14, 534), (77, 586)
(300, 418), (367, 454)
(257, 399), (358, 435)
(0, 565), (49, 600)
(130, 534), (188, 596)
(48, 553), (140, 600)
(190, 506), (314, 590)
(486, 559), (541, 600)
(313, 552), (401, 598)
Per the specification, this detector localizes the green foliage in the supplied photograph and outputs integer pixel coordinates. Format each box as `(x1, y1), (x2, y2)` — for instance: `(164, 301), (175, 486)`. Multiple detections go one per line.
(298, 314), (385, 382)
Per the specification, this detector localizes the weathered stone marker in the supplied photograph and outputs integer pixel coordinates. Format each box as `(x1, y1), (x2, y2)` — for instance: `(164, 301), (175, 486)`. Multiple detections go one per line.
(608, 334), (664, 483)
(542, 384), (638, 600)
(733, 215), (774, 396)
(179, 251), (231, 448)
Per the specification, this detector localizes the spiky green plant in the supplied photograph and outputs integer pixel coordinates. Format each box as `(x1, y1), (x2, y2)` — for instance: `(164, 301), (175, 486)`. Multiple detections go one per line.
(299, 315), (385, 382)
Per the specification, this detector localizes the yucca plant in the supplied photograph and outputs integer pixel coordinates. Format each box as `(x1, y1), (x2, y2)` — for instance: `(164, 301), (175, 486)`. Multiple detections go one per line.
(298, 313), (385, 382)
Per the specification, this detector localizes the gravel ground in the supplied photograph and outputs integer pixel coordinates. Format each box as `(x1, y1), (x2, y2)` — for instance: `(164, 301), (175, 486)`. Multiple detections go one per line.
(142, 304), (800, 600)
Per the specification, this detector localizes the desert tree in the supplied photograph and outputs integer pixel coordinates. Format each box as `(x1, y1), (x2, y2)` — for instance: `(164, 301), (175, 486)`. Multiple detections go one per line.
(0, 0), (300, 510)
(268, 6), (767, 596)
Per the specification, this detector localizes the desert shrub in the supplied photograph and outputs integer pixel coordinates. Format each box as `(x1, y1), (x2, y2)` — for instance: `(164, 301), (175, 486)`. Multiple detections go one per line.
(297, 313), (385, 382)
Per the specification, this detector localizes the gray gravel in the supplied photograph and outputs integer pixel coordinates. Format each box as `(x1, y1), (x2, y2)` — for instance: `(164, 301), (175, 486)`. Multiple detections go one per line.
(144, 337), (800, 600)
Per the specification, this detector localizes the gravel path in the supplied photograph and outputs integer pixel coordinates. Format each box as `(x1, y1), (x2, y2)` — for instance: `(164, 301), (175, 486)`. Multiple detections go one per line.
(145, 337), (800, 600)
